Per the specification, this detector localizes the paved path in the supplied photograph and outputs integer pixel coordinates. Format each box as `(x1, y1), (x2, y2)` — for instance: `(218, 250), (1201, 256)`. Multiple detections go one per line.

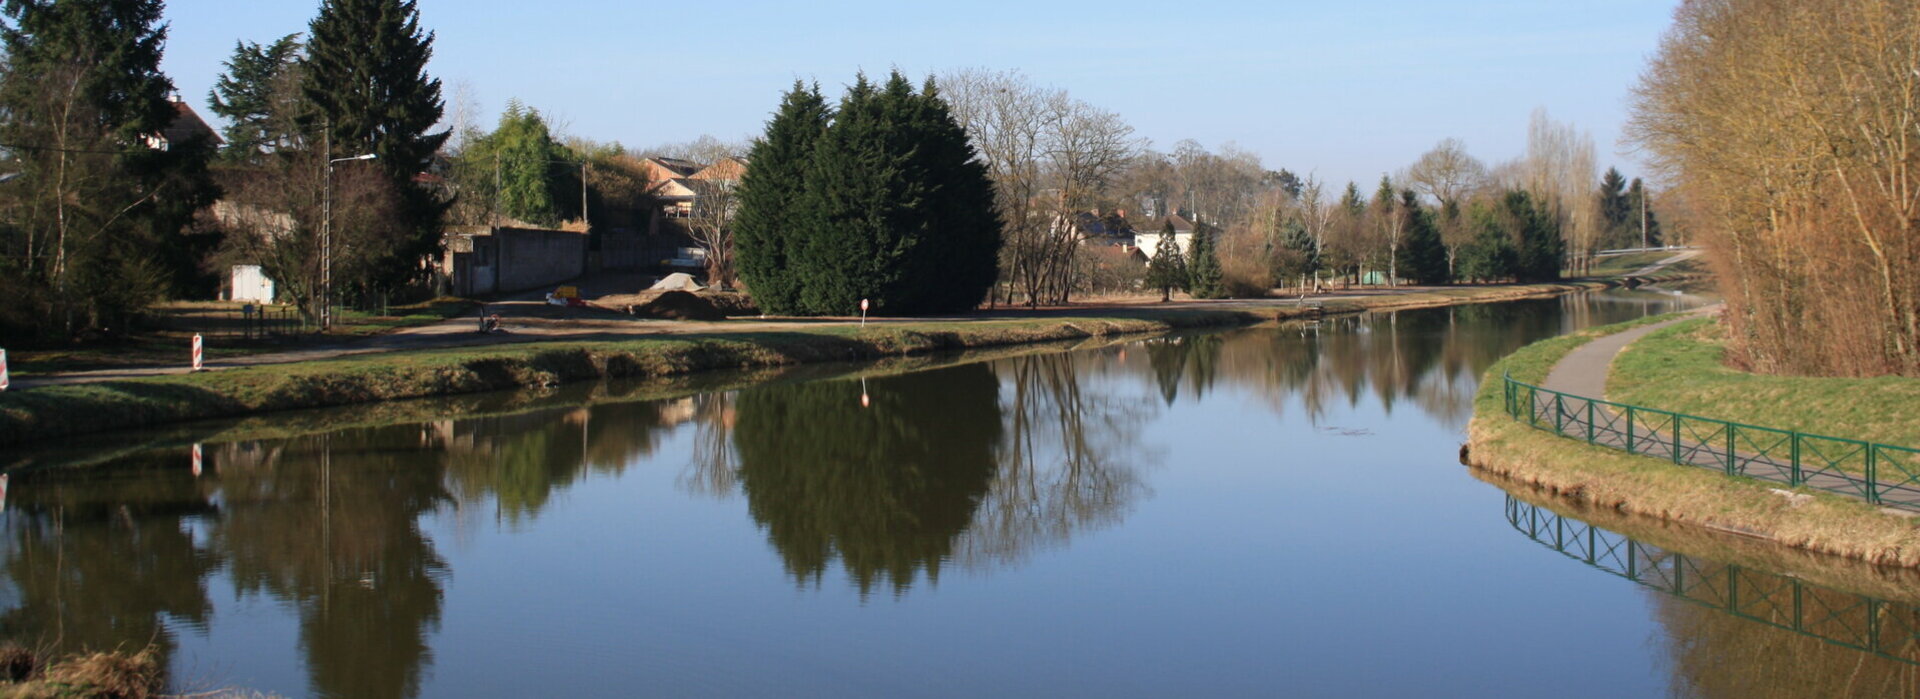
(1542, 308), (1715, 400)
(1627, 249), (1702, 277)
(1528, 304), (1920, 512)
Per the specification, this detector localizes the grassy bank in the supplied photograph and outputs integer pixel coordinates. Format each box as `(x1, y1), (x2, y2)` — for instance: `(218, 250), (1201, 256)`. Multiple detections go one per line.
(0, 280), (1606, 448)
(1609, 318), (1920, 448)
(0, 310), (1269, 447)
(1464, 315), (1920, 568)
(11, 297), (475, 377)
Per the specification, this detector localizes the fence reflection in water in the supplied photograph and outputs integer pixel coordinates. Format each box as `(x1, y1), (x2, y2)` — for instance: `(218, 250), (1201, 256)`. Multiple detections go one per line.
(1504, 496), (1920, 666)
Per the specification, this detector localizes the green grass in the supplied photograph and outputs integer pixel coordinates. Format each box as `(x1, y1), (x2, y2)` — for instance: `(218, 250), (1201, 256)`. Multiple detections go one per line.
(1467, 314), (1920, 567)
(9, 297), (475, 376)
(0, 309), (1270, 446)
(1608, 319), (1920, 448)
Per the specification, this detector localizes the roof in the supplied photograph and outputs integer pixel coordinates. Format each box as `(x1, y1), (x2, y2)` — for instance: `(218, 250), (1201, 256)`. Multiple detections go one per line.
(1150, 214), (1194, 233)
(645, 157), (701, 178)
(159, 99), (221, 146)
(690, 157), (748, 181)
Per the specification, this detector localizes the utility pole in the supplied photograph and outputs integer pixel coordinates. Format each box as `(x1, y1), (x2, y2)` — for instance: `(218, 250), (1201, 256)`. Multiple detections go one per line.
(323, 145), (379, 332)
(1640, 182), (1649, 249)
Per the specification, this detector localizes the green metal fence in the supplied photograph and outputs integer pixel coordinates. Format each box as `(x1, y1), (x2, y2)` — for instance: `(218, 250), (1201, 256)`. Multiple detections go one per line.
(1502, 373), (1920, 510)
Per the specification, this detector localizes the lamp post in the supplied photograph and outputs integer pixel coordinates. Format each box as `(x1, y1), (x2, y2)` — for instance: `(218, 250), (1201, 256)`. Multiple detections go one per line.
(322, 152), (377, 332)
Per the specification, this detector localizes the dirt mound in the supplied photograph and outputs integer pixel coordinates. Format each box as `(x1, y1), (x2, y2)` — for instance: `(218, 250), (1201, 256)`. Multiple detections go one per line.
(623, 290), (727, 321)
(595, 290), (760, 319)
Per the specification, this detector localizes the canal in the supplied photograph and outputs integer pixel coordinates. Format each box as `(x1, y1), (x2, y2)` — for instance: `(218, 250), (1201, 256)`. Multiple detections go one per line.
(12, 289), (1907, 698)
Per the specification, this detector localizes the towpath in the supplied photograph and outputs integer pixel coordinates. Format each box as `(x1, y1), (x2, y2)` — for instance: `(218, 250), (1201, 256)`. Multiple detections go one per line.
(1531, 304), (1920, 512)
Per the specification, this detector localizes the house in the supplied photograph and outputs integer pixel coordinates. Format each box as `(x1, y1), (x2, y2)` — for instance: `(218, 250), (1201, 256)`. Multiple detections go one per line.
(1133, 214), (1197, 259)
(690, 157), (747, 182)
(143, 97), (221, 151)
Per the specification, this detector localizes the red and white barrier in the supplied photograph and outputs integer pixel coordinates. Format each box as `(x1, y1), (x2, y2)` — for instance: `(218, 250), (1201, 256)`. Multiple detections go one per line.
(191, 334), (204, 372)
(191, 443), (203, 477)
(0, 348), (9, 391)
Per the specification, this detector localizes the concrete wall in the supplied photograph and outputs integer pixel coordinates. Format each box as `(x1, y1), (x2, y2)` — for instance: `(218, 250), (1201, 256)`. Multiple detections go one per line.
(443, 226), (586, 297)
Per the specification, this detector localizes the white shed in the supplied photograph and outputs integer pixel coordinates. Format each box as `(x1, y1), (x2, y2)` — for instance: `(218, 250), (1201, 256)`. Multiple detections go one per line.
(230, 265), (275, 303)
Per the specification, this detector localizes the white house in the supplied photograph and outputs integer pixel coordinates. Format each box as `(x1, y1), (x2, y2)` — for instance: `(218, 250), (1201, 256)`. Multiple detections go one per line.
(1133, 214), (1197, 259)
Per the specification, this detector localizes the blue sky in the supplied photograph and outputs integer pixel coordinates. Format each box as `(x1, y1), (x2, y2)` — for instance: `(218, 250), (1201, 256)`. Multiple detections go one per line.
(158, 0), (1678, 187)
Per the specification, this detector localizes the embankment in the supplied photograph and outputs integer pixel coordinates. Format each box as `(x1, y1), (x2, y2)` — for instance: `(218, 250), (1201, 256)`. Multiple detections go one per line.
(1464, 316), (1920, 568)
(0, 280), (1607, 447)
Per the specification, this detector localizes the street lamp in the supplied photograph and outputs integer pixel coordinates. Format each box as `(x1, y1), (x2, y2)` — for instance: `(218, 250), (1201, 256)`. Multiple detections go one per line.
(322, 152), (377, 331)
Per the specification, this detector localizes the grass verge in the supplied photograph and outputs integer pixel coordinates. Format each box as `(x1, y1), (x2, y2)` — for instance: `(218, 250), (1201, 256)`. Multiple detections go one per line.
(1608, 318), (1920, 448)
(1465, 314), (1920, 568)
(0, 280), (1607, 448)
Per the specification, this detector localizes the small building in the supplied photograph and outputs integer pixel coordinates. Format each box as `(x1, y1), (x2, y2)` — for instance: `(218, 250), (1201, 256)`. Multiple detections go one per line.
(442, 226), (588, 297)
(229, 265), (275, 303)
(1134, 214), (1197, 259)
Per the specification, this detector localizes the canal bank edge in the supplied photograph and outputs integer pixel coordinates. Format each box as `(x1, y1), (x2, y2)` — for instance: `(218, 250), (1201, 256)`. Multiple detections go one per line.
(0, 280), (1606, 448)
(1465, 315), (1920, 568)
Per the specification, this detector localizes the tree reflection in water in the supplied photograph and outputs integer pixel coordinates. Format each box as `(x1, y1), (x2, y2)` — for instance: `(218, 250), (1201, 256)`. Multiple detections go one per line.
(732, 364), (1004, 595)
(0, 289), (1702, 694)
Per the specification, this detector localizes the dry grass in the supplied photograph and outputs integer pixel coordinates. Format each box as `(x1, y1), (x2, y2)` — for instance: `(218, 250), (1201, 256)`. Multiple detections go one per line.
(0, 646), (164, 699)
(1466, 315), (1920, 568)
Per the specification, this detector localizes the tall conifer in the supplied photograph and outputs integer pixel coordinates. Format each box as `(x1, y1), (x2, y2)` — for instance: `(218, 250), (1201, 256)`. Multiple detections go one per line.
(1186, 224), (1224, 298)
(1397, 192), (1450, 285)
(735, 82), (829, 315)
(302, 0), (448, 291)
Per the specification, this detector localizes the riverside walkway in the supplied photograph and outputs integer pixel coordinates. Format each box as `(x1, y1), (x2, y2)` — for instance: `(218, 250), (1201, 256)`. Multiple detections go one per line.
(1523, 307), (1920, 512)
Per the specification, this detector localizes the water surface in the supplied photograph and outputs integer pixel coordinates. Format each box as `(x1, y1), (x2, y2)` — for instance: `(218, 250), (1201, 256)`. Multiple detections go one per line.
(14, 289), (1890, 698)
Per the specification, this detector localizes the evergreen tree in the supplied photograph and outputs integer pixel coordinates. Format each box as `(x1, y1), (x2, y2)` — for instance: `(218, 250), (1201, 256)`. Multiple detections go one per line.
(0, 0), (219, 335)
(1397, 192), (1450, 285)
(302, 0), (449, 293)
(1596, 166), (1631, 248)
(1458, 202), (1518, 282)
(1186, 224), (1225, 298)
(781, 72), (999, 316)
(1625, 177), (1663, 248)
(1145, 222), (1187, 301)
(734, 82), (829, 315)
(892, 75), (1001, 313)
(1507, 190), (1564, 282)
(208, 33), (303, 162)
(1274, 216), (1319, 283)
(791, 75), (908, 314)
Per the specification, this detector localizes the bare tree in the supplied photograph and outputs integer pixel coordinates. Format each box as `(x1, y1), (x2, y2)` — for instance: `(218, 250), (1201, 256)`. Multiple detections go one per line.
(1403, 138), (1487, 208)
(942, 68), (1140, 306)
(684, 177), (741, 289)
(1629, 0), (1920, 376)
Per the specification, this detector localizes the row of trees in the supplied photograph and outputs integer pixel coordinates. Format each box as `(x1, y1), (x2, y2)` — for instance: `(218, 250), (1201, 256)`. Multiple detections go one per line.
(733, 73), (1001, 316)
(1630, 0), (1920, 377)
(0, 0), (219, 339)
(0, 0), (453, 340)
